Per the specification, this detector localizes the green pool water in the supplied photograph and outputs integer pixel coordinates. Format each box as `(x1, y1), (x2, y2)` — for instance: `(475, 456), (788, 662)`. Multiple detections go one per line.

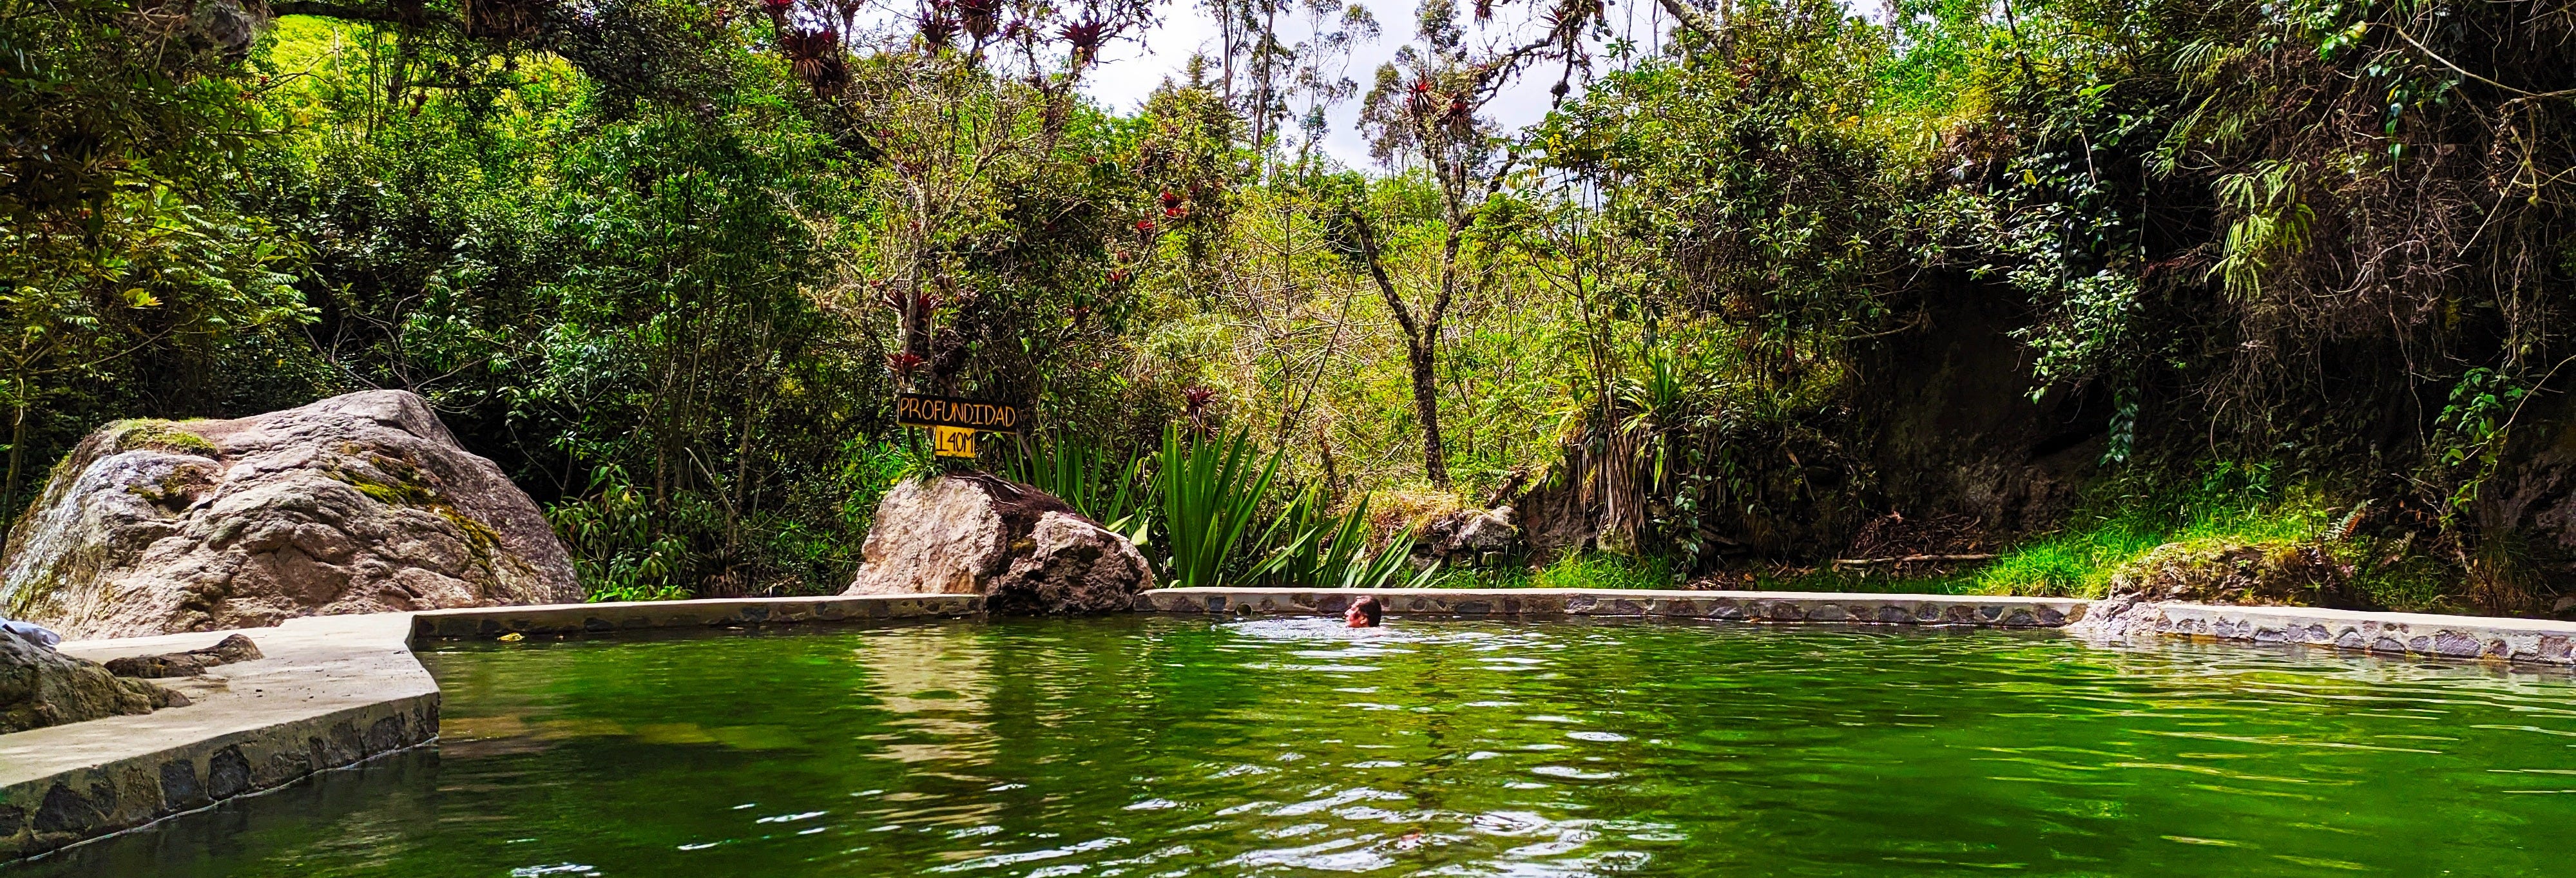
(23, 615), (2576, 876)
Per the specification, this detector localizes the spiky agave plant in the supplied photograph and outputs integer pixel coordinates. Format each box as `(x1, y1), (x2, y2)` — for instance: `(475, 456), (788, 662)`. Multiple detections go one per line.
(1247, 488), (1365, 585)
(1157, 426), (1285, 588)
(1002, 432), (1149, 539)
(1249, 490), (1443, 589)
(1343, 531), (1438, 589)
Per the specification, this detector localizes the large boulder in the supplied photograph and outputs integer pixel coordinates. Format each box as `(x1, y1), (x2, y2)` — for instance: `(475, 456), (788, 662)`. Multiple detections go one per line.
(1413, 506), (1520, 568)
(0, 390), (581, 640)
(2071, 538), (2354, 640)
(843, 473), (1151, 614)
(0, 628), (186, 734)
(2102, 538), (2350, 606)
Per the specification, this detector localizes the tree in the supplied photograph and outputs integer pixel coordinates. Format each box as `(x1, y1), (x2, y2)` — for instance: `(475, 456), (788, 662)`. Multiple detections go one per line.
(0, 0), (312, 557)
(1343, 0), (1597, 487)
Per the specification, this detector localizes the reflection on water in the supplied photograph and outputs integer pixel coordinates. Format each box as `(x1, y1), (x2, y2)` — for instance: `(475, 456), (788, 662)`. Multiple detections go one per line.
(19, 616), (2576, 877)
(856, 624), (994, 766)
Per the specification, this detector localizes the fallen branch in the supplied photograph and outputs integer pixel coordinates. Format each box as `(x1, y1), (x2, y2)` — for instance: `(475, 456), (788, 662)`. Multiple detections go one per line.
(1830, 553), (1997, 568)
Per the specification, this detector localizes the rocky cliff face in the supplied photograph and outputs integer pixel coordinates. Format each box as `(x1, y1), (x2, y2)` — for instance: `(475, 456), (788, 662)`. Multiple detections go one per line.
(0, 390), (581, 640)
(844, 473), (1152, 613)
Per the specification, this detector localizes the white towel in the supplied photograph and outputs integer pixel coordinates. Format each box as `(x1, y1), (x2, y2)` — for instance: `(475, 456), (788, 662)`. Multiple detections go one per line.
(1, 620), (61, 649)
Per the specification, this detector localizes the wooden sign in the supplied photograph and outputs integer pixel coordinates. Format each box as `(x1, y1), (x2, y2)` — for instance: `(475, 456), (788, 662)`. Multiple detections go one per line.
(929, 426), (978, 458)
(894, 393), (1024, 433)
(897, 393), (1020, 458)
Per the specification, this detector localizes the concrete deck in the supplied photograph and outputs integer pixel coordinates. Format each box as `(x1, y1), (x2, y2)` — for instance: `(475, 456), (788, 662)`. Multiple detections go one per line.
(0, 594), (985, 861)
(1137, 587), (2095, 627)
(0, 613), (432, 861)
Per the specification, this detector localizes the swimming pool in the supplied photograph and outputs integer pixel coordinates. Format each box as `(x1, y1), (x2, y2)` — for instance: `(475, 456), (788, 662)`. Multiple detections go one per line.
(23, 615), (2576, 875)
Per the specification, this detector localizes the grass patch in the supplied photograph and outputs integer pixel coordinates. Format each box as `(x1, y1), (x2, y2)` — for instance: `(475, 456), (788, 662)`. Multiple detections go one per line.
(1967, 472), (2336, 598)
(1750, 567), (1984, 595)
(1427, 552), (1679, 589)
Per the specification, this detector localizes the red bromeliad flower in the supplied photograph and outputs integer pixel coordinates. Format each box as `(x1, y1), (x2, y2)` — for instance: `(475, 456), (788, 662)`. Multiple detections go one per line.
(1135, 218), (1157, 233)
(1182, 386), (1216, 435)
(878, 287), (942, 314)
(957, 0), (1000, 39)
(888, 352), (927, 376)
(1059, 17), (1106, 63)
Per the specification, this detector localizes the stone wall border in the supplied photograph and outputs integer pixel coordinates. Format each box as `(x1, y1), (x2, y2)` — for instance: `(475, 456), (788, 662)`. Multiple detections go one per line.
(2072, 597), (2576, 666)
(1136, 587), (2095, 628)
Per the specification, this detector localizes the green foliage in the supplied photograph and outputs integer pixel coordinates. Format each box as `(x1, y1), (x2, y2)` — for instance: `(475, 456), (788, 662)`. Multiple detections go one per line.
(1526, 552), (1676, 590)
(1251, 490), (1439, 589)
(549, 466), (695, 603)
(1002, 432), (1150, 535)
(15, 0), (2576, 617)
(1429, 552), (1673, 590)
(1972, 464), (2332, 598)
(1155, 427), (1286, 588)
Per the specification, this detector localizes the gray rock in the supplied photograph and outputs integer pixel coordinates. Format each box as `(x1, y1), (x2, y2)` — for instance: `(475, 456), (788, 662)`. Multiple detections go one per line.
(0, 391), (581, 640)
(1, 620), (57, 649)
(0, 627), (186, 734)
(1413, 506), (1520, 567)
(842, 473), (1151, 614)
(103, 633), (262, 678)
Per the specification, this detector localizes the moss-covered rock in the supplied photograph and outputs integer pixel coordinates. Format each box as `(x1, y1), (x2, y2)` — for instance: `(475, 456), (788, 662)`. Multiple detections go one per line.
(0, 391), (581, 639)
(2104, 538), (2354, 606)
(0, 630), (185, 734)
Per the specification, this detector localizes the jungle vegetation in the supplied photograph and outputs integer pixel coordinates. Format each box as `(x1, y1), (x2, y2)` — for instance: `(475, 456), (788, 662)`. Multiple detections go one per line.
(7, 0), (2576, 614)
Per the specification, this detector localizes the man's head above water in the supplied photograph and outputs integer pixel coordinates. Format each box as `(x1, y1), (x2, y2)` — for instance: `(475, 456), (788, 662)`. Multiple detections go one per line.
(1345, 595), (1383, 627)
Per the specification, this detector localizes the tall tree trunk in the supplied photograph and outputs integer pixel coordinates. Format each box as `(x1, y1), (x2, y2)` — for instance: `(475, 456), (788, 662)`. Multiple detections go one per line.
(0, 393), (26, 568)
(1344, 207), (1452, 488)
(1403, 337), (1450, 488)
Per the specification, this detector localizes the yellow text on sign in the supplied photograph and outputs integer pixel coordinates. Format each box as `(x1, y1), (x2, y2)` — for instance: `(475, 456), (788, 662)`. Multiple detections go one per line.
(931, 426), (977, 458)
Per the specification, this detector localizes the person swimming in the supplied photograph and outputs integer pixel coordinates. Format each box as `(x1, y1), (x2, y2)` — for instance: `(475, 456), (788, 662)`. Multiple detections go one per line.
(1345, 595), (1383, 628)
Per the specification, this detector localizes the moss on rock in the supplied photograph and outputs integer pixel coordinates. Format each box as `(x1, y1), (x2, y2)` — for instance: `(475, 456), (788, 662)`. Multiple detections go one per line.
(102, 419), (220, 458)
(2104, 538), (2354, 606)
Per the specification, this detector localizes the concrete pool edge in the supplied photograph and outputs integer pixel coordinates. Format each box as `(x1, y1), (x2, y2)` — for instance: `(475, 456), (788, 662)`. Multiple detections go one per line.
(0, 594), (985, 862)
(13, 587), (2576, 861)
(2073, 598), (2576, 665)
(1140, 587), (2576, 665)
(1135, 587), (2094, 626)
